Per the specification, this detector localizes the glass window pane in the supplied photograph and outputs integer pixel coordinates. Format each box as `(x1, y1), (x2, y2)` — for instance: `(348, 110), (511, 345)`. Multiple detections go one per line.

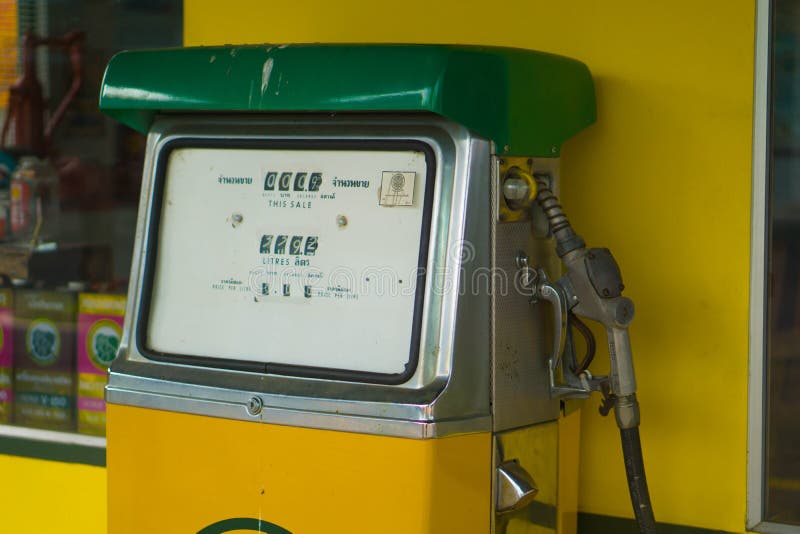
(0, 0), (182, 440)
(767, 0), (800, 523)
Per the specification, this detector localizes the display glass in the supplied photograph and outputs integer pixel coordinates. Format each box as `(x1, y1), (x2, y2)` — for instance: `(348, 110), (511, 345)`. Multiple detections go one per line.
(143, 142), (433, 378)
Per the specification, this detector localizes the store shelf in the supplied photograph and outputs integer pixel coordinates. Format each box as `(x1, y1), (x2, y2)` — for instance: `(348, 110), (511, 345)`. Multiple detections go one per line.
(0, 424), (106, 466)
(0, 424), (105, 447)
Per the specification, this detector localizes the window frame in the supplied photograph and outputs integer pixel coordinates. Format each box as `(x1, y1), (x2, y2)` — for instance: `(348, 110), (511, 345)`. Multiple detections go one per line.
(746, 0), (800, 531)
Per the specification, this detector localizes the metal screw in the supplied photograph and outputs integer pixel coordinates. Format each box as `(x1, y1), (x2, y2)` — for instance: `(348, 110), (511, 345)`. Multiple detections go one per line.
(247, 396), (263, 416)
(515, 250), (530, 269)
(336, 214), (348, 227)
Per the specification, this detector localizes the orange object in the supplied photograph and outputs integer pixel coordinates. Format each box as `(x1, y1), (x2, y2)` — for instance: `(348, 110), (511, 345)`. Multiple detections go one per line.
(0, 30), (85, 156)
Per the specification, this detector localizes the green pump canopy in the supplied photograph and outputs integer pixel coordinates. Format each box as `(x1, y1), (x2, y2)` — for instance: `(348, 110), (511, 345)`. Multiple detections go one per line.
(99, 44), (595, 157)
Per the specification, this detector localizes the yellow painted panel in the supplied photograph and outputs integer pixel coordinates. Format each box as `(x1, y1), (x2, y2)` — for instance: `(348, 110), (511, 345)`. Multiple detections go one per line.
(0, 453), (106, 533)
(185, 2), (754, 531)
(108, 404), (491, 533)
(558, 410), (580, 534)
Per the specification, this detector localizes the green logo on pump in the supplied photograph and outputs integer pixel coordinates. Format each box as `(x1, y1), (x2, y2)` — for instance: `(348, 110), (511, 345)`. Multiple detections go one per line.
(198, 518), (292, 534)
(87, 319), (121, 371)
(27, 319), (60, 366)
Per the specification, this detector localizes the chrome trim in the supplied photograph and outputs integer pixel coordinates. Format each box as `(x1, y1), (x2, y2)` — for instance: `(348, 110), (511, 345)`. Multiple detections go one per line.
(748, 0), (771, 529)
(109, 113), (493, 437)
(106, 383), (490, 439)
(108, 369), (433, 422)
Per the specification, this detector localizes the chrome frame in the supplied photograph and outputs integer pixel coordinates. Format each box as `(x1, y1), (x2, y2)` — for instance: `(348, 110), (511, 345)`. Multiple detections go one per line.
(747, 0), (768, 523)
(746, 0), (799, 531)
(107, 113), (493, 439)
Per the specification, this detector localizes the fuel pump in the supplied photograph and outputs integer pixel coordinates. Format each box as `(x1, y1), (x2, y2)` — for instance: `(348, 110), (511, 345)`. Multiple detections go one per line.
(99, 44), (653, 534)
(504, 166), (656, 533)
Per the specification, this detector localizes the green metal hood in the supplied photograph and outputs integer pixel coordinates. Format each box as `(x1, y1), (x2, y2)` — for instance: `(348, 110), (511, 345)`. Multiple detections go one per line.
(99, 44), (595, 156)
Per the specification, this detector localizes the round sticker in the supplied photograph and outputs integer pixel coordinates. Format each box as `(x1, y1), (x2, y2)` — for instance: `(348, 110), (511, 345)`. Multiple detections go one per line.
(26, 319), (60, 366)
(87, 319), (122, 371)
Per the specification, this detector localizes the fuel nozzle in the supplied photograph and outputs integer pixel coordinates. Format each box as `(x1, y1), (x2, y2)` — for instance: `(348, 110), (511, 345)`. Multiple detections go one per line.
(531, 174), (639, 429)
(531, 173), (656, 533)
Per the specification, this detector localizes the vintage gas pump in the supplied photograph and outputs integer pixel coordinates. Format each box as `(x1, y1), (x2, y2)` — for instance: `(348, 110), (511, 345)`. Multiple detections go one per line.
(99, 44), (654, 534)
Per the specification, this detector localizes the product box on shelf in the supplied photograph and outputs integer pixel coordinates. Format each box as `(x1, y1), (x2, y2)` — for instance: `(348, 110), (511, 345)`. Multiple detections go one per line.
(0, 289), (12, 423)
(77, 293), (125, 435)
(13, 290), (77, 431)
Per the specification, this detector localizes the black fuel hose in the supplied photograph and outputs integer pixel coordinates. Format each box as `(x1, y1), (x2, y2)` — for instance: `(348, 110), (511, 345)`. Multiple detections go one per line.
(621, 426), (657, 533)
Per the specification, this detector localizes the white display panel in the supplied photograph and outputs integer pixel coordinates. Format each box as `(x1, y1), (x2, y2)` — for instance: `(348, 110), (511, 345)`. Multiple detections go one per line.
(145, 144), (431, 376)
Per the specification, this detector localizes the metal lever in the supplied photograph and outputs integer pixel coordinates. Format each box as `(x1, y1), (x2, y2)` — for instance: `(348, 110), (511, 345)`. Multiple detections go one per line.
(515, 254), (601, 399)
(536, 271), (567, 377)
(496, 460), (539, 514)
(531, 268), (600, 399)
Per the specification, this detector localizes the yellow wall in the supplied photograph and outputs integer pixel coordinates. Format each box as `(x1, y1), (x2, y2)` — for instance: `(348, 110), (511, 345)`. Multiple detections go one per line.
(183, 1), (755, 531)
(0, 454), (106, 532)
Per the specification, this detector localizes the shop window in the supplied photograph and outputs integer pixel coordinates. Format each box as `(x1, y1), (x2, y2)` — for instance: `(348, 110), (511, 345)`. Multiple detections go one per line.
(0, 0), (182, 464)
(765, 0), (800, 525)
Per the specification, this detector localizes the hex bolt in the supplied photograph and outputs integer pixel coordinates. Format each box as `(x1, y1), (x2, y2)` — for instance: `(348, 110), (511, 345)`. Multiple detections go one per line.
(247, 396), (263, 416)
